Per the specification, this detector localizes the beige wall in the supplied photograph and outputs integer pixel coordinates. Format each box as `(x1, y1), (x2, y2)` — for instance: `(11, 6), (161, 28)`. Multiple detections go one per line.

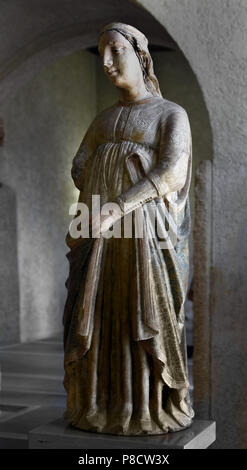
(0, 50), (97, 342)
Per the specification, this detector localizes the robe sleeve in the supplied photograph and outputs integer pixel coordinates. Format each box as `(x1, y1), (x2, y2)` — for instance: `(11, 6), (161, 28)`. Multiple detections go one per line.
(71, 118), (97, 191)
(115, 108), (192, 215)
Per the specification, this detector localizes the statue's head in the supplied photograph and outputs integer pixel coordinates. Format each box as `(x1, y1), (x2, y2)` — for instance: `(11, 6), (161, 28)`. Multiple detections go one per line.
(98, 23), (161, 97)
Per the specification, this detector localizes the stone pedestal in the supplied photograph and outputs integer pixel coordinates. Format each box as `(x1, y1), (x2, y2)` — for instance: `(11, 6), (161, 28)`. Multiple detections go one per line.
(29, 417), (216, 449)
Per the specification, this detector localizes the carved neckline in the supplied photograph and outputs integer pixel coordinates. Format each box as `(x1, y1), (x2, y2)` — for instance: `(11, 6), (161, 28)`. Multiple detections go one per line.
(118, 96), (162, 106)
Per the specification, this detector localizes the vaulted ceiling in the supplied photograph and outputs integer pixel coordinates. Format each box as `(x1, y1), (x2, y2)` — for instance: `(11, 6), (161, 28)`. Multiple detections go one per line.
(0, 0), (177, 104)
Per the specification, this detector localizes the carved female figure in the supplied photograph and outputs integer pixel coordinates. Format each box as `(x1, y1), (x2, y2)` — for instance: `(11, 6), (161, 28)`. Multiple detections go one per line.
(63, 23), (194, 435)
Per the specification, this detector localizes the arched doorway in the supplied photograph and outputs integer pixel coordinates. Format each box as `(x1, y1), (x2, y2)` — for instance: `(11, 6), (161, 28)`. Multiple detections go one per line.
(0, 0), (213, 430)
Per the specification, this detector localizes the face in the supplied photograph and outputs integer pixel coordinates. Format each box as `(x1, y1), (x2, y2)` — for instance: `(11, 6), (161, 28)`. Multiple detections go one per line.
(98, 30), (144, 90)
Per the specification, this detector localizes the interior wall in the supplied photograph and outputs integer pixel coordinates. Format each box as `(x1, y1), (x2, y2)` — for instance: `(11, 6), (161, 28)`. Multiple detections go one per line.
(0, 184), (20, 344)
(0, 50), (97, 342)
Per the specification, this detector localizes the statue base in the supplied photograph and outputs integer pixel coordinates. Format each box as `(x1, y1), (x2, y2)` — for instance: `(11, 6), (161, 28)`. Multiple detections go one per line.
(29, 415), (216, 449)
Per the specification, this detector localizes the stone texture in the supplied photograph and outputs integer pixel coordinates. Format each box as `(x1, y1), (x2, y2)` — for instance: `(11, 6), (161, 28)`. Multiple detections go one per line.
(193, 160), (212, 419)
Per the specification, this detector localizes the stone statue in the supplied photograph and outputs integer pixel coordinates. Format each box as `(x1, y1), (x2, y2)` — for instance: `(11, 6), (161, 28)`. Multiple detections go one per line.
(63, 22), (194, 435)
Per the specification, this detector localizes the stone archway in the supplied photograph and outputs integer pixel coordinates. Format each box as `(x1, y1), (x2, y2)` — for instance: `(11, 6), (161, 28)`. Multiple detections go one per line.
(2, 0), (245, 449)
(0, 0), (213, 424)
(0, 0), (212, 351)
(0, 0), (176, 107)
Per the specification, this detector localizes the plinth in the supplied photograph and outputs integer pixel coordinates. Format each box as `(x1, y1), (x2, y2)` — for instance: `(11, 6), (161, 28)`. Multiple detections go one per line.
(29, 416), (216, 449)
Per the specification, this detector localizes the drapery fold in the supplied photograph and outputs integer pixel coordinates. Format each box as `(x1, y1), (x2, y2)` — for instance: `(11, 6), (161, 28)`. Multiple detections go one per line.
(63, 98), (194, 435)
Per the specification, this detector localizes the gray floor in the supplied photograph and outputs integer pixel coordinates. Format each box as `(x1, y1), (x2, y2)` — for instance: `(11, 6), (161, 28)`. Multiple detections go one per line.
(0, 334), (66, 448)
(0, 335), (193, 448)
